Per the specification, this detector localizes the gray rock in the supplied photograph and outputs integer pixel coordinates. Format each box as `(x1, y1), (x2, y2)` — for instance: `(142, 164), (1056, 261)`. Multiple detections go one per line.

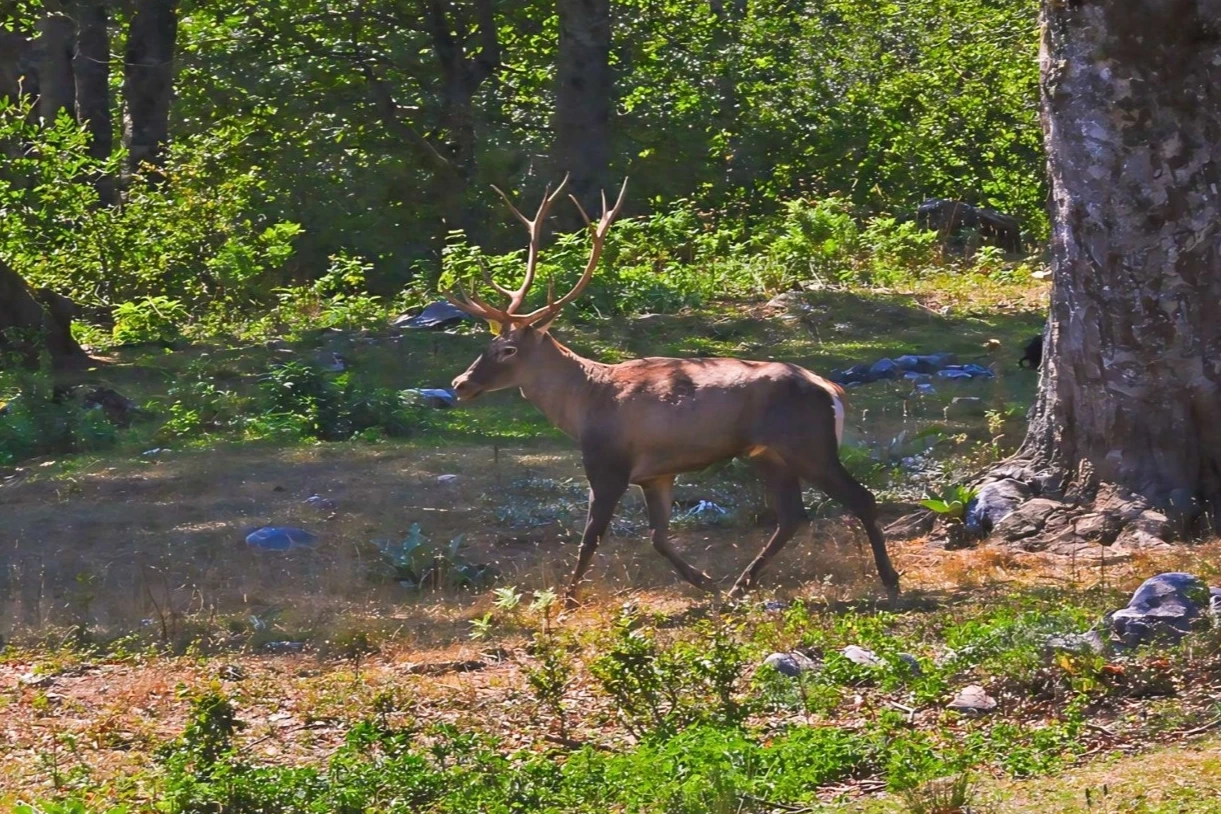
(1110, 572), (1209, 647)
(305, 494), (337, 512)
(1044, 630), (1107, 656)
(437, 474), (461, 485)
(18, 672), (54, 688)
(913, 383), (938, 396)
(245, 526), (319, 552)
(963, 478), (1032, 536)
(962, 363), (995, 378)
(762, 599), (788, 613)
(1211, 587), (1221, 622)
(263, 641), (306, 653)
(945, 396), (987, 419)
(937, 369), (974, 380)
(219, 664), (247, 681)
(393, 301), (473, 330)
(869, 358), (901, 380)
(763, 651), (819, 677)
(948, 684), (997, 714)
(842, 645), (885, 668)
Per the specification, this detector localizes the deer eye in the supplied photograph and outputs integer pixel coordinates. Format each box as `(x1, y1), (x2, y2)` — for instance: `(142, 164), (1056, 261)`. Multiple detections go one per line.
(498, 346), (518, 360)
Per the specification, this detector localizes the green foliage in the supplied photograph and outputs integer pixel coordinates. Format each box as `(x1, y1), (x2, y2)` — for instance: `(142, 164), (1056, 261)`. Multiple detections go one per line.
(0, 367), (120, 465)
(375, 524), (499, 591)
(920, 484), (980, 522)
(112, 297), (189, 346)
(257, 361), (414, 442)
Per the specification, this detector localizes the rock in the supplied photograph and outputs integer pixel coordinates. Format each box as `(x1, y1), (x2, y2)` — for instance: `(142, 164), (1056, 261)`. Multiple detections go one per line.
(916, 199), (1023, 254)
(263, 641), (306, 653)
(245, 526), (319, 552)
(318, 351), (347, 373)
(884, 509), (935, 539)
(1211, 588), (1221, 622)
(682, 500), (728, 519)
(962, 363), (995, 378)
(763, 651), (819, 677)
(948, 684), (997, 714)
(944, 396), (987, 419)
(219, 664), (247, 681)
(305, 494), (337, 512)
(869, 358), (900, 380)
(1044, 630), (1107, 656)
(993, 498), (1064, 543)
(766, 292), (808, 310)
(1110, 572), (1210, 647)
(79, 387), (146, 427)
(936, 368), (974, 380)
(963, 478), (1032, 536)
(903, 372), (933, 382)
(762, 599), (787, 613)
(842, 645), (884, 668)
(913, 382), (937, 396)
(897, 653), (922, 675)
(406, 388), (457, 409)
(18, 672), (54, 688)
(833, 363), (875, 385)
(393, 301), (472, 330)
(437, 474), (460, 485)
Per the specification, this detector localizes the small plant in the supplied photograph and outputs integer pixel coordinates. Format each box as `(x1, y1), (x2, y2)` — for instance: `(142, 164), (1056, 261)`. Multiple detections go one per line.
(376, 524), (499, 591)
(525, 632), (575, 738)
(920, 484), (979, 524)
(899, 772), (981, 814)
(111, 296), (188, 346)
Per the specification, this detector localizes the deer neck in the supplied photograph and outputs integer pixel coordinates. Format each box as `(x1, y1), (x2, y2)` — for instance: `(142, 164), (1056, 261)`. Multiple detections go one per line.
(517, 334), (605, 440)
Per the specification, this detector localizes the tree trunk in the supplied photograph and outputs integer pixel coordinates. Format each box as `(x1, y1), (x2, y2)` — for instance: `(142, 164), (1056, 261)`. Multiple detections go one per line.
(0, 259), (87, 369)
(34, 13), (77, 124)
(0, 29), (37, 104)
(553, 0), (612, 217)
(72, 0), (115, 203)
(969, 0), (1221, 553)
(122, 0), (178, 178)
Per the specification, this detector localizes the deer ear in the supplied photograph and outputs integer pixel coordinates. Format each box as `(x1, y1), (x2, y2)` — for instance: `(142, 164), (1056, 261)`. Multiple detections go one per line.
(487, 320), (503, 336)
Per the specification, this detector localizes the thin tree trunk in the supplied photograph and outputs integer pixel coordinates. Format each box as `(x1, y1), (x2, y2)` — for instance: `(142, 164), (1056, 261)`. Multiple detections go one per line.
(553, 0), (612, 217)
(975, 0), (1221, 551)
(34, 13), (76, 124)
(122, 0), (178, 178)
(72, 0), (115, 202)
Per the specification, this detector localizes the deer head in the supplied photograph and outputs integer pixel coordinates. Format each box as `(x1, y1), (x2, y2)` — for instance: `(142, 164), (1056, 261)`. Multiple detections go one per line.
(447, 175), (628, 402)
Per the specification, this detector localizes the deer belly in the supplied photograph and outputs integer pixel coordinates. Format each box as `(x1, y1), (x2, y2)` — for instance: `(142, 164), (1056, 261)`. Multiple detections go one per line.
(627, 434), (744, 482)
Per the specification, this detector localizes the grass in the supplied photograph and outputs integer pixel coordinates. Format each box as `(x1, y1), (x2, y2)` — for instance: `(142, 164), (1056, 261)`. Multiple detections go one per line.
(24, 270), (1221, 811)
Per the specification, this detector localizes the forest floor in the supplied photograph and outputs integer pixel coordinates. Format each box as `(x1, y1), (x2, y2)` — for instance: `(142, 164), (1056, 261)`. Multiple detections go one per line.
(6, 274), (1221, 812)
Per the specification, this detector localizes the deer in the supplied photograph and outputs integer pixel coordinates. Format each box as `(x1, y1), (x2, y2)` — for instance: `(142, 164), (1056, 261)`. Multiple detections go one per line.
(445, 176), (900, 608)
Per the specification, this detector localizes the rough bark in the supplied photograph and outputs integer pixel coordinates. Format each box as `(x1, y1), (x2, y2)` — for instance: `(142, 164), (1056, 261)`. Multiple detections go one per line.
(553, 0), (612, 217)
(423, 0), (500, 232)
(0, 259), (87, 369)
(34, 13), (76, 124)
(0, 29), (37, 104)
(967, 0), (1221, 553)
(72, 0), (115, 202)
(122, 0), (178, 178)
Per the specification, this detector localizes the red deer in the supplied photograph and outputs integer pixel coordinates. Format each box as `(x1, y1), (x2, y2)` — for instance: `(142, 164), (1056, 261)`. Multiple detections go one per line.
(446, 177), (900, 607)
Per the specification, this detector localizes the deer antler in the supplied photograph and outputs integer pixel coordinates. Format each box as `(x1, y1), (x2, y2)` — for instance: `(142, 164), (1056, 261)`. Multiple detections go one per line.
(444, 175), (628, 329)
(512, 177), (629, 326)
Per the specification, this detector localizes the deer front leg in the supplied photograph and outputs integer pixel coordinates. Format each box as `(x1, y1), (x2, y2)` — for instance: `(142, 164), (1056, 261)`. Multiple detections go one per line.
(640, 477), (717, 592)
(728, 460), (807, 599)
(564, 475), (628, 609)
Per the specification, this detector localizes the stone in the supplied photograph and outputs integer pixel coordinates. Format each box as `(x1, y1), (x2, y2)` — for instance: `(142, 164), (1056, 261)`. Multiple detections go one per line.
(1211, 588), (1221, 622)
(913, 382), (937, 396)
(766, 292), (808, 310)
(263, 641), (306, 653)
(936, 369), (974, 380)
(393, 301), (473, 330)
(944, 396), (987, 419)
(948, 685), (997, 714)
(1044, 630), (1107, 656)
(762, 599), (787, 613)
(842, 645), (884, 668)
(869, 358), (900, 380)
(305, 494), (337, 512)
(962, 363), (995, 378)
(437, 474), (461, 485)
(18, 672), (54, 688)
(763, 651), (819, 677)
(897, 653), (922, 675)
(992, 498), (1063, 542)
(245, 526), (319, 552)
(963, 478), (1032, 536)
(1110, 572), (1209, 647)
(219, 664), (247, 681)
(406, 388), (457, 409)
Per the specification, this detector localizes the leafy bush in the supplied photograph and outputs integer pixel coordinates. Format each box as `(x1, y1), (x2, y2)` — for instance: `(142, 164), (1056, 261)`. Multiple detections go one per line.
(257, 361), (414, 442)
(112, 296), (189, 346)
(0, 367), (121, 465)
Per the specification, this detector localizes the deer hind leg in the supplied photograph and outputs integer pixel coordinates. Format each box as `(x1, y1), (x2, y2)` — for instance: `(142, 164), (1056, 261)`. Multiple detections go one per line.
(564, 474), (628, 609)
(728, 457), (807, 599)
(803, 459), (900, 606)
(640, 477), (717, 592)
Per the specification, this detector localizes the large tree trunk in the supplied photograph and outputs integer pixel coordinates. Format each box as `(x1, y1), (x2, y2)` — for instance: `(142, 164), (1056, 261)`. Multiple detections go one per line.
(553, 0), (612, 217)
(0, 30), (37, 104)
(0, 260), (87, 369)
(122, 0), (178, 178)
(34, 13), (77, 124)
(963, 0), (1221, 553)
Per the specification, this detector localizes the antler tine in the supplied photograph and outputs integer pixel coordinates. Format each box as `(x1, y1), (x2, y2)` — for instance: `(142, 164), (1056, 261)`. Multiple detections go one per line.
(513, 178), (629, 326)
(445, 276), (510, 324)
(491, 184), (532, 229)
(568, 193), (592, 229)
(476, 256), (514, 299)
(506, 175), (569, 314)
